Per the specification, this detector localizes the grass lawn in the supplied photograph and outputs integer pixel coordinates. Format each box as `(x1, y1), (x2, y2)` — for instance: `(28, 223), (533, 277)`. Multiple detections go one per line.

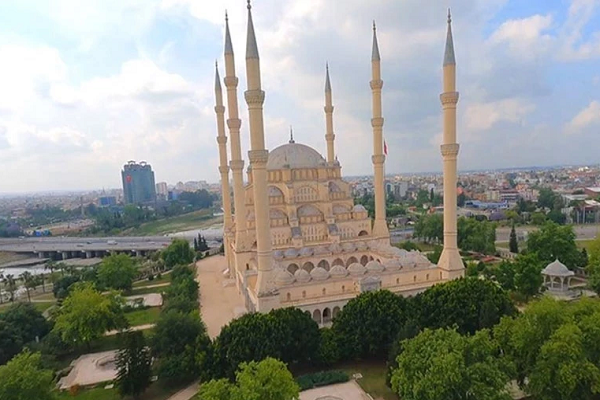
(125, 307), (161, 326)
(0, 301), (56, 314)
(122, 209), (222, 236)
(55, 381), (184, 400)
(577, 239), (597, 250)
(339, 361), (398, 400)
(133, 274), (171, 288)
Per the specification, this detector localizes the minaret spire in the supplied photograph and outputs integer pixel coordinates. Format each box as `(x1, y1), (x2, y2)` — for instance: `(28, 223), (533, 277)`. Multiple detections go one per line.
(438, 9), (465, 278)
(370, 21), (389, 240)
(324, 63), (335, 163)
(289, 126), (295, 143)
(244, 0), (275, 302)
(223, 11), (249, 257)
(213, 61), (233, 272)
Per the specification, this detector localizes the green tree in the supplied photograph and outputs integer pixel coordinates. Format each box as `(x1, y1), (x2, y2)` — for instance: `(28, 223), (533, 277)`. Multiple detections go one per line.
(413, 214), (443, 243)
(19, 272), (35, 302)
(509, 223), (519, 253)
(53, 283), (127, 348)
(2, 274), (17, 302)
(390, 328), (513, 400)
(332, 290), (411, 360)
(513, 253), (544, 299)
(151, 310), (211, 384)
(457, 217), (497, 254)
(493, 261), (515, 291)
(198, 358), (299, 400)
(538, 188), (557, 210)
(0, 350), (54, 400)
(0, 320), (23, 365)
(528, 323), (600, 400)
(97, 253), (138, 291)
(235, 357), (299, 400)
(414, 277), (516, 335)
(0, 302), (50, 345)
(531, 212), (547, 225)
(115, 331), (152, 400)
(527, 222), (584, 269)
(161, 238), (195, 269)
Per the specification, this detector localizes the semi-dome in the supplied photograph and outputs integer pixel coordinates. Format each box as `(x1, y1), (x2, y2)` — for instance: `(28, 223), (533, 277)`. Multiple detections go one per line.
(310, 267), (330, 281)
(348, 262), (367, 276)
(342, 242), (356, 252)
(275, 270), (295, 286)
(366, 260), (385, 273)
(284, 248), (299, 258)
(273, 250), (284, 260)
(314, 246), (330, 255)
(299, 247), (314, 257)
(329, 243), (343, 254)
(294, 269), (311, 283)
(330, 265), (348, 278)
(384, 259), (401, 271)
(356, 241), (368, 251)
(267, 142), (327, 170)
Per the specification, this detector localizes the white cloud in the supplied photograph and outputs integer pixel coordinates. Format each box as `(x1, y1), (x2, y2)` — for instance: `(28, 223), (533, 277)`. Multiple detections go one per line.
(566, 100), (600, 133)
(489, 14), (553, 58)
(464, 99), (536, 131)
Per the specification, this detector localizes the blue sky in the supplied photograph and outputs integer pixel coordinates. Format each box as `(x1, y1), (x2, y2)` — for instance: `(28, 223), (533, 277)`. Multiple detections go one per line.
(0, 0), (599, 192)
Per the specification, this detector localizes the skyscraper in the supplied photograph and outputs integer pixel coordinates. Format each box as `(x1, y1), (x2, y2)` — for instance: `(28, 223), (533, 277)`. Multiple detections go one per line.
(121, 161), (156, 204)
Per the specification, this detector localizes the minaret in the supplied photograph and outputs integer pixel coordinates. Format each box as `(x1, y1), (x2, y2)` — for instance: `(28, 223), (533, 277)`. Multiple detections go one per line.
(244, 0), (275, 301)
(324, 63), (335, 163)
(437, 9), (465, 277)
(223, 11), (248, 249)
(214, 62), (233, 271)
(370, 22), (389, 239)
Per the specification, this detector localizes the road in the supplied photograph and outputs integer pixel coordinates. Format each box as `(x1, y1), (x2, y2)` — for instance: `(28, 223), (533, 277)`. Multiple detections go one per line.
(0, 236), (174, 254)
(495, 224), (600, 242)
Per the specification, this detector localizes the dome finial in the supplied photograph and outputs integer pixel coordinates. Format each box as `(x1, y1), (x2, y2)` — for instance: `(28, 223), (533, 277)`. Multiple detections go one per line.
(443, 9), (456, 66)
(225, 9), (228, 21)
(371, 20), (381, 61)
(289, 126), (295, 143)
(325, 62), (332, 92)
(247, 0), (251, 10)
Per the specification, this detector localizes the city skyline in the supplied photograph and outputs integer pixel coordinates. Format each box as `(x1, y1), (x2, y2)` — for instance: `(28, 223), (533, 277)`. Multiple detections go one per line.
(1, 0), (599, 192)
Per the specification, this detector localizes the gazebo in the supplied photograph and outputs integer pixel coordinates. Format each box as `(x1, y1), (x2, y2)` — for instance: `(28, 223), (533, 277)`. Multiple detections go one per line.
(542, 259), (574, 291)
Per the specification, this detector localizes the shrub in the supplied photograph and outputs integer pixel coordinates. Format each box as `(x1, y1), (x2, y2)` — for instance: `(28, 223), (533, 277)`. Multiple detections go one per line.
(295, 370), (349, 391)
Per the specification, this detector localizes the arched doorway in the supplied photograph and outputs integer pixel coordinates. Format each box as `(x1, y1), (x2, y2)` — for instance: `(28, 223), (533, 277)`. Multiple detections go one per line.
(332, 306), (341, 319)
(360, 255), (369, 266)
(318, 259), (330, 271)
(323, 308), (331, 324)
(312, 309), (321, 324)
(302, 261), (315, 273)
(287, 263), (299, 274)
(345, 256), (358, 267)
(332, 258), (344, 267)
(358, 230), (368, 236)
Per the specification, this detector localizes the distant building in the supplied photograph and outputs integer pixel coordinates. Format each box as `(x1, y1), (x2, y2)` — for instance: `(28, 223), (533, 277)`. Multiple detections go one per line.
(121, 161), (156, 204)
(98, 196), (117, 207)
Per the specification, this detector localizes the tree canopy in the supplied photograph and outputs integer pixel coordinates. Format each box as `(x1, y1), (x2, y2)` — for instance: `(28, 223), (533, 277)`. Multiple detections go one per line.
(0, 350), (54, 400)
(526, 222), (586, 269)
(331, 290), (411, 360)
(116, 331), (152, 400)
(97, 253), (138, 291)
(161, 238), (195, 269)
(390, 328), (513, 400)
(53, 283), (127, 347)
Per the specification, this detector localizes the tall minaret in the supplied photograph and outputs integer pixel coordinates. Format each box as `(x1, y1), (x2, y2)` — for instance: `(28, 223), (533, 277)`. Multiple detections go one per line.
(244, 0), (275, 301)
(324, 63), (335, 163)
(223, 12), (247, 250)
(370, 22), (389, 240)
(437, 9), (465, 277)
(214, 62), (233, 271)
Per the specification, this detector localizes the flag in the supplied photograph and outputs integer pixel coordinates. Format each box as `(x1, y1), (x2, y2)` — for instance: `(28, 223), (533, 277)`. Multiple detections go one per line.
(384, 140), (388, 156)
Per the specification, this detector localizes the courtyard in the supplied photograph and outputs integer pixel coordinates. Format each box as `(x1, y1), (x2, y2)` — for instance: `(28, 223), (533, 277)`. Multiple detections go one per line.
(299, 381), (371, 400)
(196, 255), (246, 338)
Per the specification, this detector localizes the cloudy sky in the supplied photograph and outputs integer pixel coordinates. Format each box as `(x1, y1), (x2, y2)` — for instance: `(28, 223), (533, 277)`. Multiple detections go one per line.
(0, 0), (599, 193)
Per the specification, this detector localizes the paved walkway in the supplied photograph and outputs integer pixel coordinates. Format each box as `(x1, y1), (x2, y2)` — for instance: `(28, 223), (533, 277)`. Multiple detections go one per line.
(166, 381), (199, 400)
(300, 381), (371, 400)
(58, 350), (118, 389)
(196, 256), (246, 338)
(104, 323), (155, 336)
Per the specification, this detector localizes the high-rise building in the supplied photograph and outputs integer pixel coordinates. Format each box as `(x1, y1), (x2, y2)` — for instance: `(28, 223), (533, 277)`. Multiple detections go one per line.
(121, 161), (156, 204)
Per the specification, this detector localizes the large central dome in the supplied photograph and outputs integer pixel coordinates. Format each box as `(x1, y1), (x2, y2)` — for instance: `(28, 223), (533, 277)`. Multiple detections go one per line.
(267, 142), (327, 170)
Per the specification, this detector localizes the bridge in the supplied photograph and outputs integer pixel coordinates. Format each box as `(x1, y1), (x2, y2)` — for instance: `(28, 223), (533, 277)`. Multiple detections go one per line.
(0, 236), (178, 260)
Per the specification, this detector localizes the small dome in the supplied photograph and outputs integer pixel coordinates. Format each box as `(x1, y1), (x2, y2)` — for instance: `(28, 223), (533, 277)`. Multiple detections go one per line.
(329, 243), (343, 254)
(300, 247), (314, 257)
(399, 257), (415, 268)
(273, 250), (284, 260)
(294, 269), (311, 283)
(275, 270), (295, 286)
(414, 254), (431, 268)
(353, 204), (367, 213)
(348, 262), (367, 276)
(330, 265), (348, 278)
(267, 142), (327, 170)
(314, 246), (330, 255)
(366, 260), (385, 273)
(284, 248), (299, 258)
(310, 267), (330, 281)
(356, 241), (368, 251)
(384, 259), (401, 271)
(542, 259), (574, 277)
(367, 240), (380, 250)
(342, 242), (356, 252)
(393, 247), (408, 257)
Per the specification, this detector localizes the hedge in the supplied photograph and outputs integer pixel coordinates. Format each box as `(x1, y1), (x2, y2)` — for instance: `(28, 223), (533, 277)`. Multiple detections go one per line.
(296, 370), (350, 391)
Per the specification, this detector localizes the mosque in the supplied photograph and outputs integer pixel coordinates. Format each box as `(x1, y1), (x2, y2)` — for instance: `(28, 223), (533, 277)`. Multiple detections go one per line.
(213, 1), (465, 324)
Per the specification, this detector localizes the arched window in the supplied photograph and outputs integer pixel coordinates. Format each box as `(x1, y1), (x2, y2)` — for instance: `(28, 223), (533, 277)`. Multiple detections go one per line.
(318, 259), (330, 271)
(413, 275), (417, 282)
(323, 308), (331, 323)
(322, 288), (327, 295)
(287, 263), (299, 274)
(341, 285), (345, 292)
(360, 255), (369, 266)
(312, 309), (321, 324)
(396, 278), (400, 285)
(286, 293), (291, 301)
(345, 256), (358, 267)
(302, 290), (306, 298)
